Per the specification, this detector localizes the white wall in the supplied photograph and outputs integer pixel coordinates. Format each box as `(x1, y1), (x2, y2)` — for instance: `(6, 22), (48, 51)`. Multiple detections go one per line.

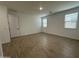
(18, 12), (41, 36)
(0, 5), (11, 57)
(0, 5), (10, 44)
(47, 9), (79, 40)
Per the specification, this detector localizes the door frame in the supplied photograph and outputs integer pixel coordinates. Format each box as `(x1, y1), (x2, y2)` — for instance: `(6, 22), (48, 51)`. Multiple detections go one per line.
(7, 11), (20, 38)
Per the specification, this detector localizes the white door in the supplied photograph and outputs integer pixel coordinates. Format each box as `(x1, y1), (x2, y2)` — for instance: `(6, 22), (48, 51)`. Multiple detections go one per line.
(8, 13), (20, 38)
(0, 41), (3, 57)
(41, 17), (47, 33)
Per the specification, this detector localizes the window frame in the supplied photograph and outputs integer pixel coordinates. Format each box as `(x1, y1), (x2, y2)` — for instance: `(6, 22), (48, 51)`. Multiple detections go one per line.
(42, 17), (47, 28)
(64, 12), (78, 29)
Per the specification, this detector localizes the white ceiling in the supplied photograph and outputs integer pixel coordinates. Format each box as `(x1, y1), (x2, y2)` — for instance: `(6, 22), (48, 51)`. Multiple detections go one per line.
(0, 1), (79, 16)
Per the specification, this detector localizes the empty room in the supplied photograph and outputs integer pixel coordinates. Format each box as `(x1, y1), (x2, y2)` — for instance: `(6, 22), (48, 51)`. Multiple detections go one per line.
(0, 1), (79, 58)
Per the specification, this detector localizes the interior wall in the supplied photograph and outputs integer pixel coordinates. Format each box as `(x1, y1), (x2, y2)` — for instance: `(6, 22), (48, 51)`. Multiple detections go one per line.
(0, 5), (10, 44)
(46, 7), (79, 40)
(18, 12), (41, 36)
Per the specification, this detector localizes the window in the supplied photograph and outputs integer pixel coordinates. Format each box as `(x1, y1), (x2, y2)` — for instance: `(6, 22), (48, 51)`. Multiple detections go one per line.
(43, 18), (47, 28)
(65, 12), (78, 29)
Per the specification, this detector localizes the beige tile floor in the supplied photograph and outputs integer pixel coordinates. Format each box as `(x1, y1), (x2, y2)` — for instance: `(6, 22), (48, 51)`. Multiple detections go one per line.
(2, 32), (79, 58)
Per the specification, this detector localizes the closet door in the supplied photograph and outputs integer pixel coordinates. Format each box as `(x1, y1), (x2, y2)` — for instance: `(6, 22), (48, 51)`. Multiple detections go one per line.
(8, 13), (20, 38)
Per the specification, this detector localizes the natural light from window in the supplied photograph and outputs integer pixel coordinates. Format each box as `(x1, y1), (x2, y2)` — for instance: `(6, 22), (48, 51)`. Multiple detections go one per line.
(43, 18), (47, 28)
(65, 12), (78, 29)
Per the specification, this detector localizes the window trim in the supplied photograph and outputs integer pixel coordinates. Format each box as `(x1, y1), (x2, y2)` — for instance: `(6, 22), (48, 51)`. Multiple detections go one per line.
(64, 12), (78, 29)
(42, 17), (47, 28)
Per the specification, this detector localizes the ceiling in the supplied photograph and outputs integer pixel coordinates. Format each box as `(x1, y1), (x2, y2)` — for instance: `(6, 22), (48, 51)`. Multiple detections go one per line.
(0, 1), (79, 16)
